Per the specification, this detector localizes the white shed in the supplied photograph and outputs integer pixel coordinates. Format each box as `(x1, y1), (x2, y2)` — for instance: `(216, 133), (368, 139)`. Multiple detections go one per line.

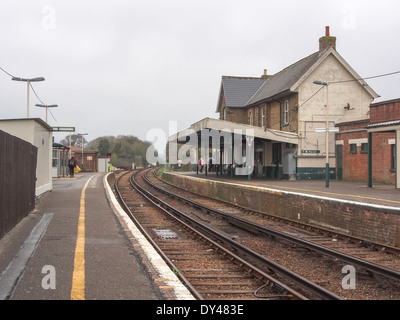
(0, 118), (53, 196)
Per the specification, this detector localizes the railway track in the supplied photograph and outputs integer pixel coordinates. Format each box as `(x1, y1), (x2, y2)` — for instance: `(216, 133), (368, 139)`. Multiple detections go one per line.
(145, 167), (400, 299)
(148, 169), (400, 282)
(113, 169), (341, 300)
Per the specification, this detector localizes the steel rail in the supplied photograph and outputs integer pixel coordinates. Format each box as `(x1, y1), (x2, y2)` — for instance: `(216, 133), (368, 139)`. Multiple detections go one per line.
(130, 170), (309, 300)
(154, 169), (400, 256)
(136, 169), (341, 300)
(148, 169), (400, 282)
(113, 170), (203, 300)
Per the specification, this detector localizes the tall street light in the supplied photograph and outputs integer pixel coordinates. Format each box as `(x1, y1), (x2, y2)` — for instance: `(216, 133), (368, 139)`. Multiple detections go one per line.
(77, 133), (88, 166)
(12, 77), (45, 118)
(35, 104), (58, 123)
(313, 80), (331, 188)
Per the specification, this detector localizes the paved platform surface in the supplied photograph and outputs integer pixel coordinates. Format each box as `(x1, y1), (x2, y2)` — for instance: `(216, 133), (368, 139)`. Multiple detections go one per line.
(179, 171), (400, 209)
(0, 172), (193, 300)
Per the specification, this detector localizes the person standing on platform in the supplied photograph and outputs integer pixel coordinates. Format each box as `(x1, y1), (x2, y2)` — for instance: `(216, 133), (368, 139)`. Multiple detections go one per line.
(68, 156), (77, 178)
(199, 157), (204, 173)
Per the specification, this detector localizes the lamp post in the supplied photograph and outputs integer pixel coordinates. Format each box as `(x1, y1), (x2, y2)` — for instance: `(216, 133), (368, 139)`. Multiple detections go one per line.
(12, 77), (45, 118)
(77, 133), (88, 166)
(35, 104), (58, 123)
(313, 80), (330, 188)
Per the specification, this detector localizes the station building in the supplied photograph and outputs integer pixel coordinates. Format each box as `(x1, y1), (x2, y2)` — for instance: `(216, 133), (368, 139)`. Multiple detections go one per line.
(71, 146), (99, 172)
(170, 27), (386, 182)
(336, 98), (400, 188)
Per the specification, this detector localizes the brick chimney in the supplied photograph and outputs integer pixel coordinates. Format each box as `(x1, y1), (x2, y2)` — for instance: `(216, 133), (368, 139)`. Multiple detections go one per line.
(319, 26), (336, 52)
(261, 69), (272, 79)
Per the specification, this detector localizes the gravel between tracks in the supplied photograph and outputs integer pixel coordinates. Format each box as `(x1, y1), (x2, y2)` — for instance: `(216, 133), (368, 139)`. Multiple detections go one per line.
(146, 169), (400, 300)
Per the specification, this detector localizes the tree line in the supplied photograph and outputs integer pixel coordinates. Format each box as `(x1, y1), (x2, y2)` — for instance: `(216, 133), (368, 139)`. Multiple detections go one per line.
(60, 134), (151, 168)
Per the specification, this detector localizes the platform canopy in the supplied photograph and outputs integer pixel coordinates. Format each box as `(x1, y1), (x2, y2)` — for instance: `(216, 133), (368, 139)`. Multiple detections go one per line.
(169, 117), (299, 145)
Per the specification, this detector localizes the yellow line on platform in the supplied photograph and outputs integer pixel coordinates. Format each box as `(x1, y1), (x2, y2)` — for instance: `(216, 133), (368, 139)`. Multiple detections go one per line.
(70, 174), (97, 300)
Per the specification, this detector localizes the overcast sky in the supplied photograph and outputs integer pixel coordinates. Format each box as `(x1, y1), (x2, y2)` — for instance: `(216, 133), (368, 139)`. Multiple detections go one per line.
(1, 0), (399, 144)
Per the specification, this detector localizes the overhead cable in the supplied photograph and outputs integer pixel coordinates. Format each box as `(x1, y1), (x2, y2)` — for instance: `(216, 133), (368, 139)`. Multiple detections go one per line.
(0, 66), (15, 78)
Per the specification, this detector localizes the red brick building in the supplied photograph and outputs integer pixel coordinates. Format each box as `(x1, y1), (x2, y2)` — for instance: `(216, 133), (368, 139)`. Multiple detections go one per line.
(336, 98), (399, 185)
(73, 151), (98, 172)
(69, 146), (98, 172)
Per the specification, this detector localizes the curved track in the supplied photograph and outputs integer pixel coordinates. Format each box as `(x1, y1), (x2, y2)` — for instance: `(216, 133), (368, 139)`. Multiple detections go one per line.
(114, 169), (342, 300)
(148, 169), (400, 282)
(144, 168), (400, 299)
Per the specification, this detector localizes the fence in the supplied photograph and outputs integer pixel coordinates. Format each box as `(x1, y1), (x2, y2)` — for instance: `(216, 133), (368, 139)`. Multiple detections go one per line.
(0, 130), (37, 239)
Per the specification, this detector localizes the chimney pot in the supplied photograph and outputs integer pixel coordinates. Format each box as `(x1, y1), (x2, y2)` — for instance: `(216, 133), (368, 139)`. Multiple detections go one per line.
(261, 69), (269, 79)
(319, 26), (336, 52)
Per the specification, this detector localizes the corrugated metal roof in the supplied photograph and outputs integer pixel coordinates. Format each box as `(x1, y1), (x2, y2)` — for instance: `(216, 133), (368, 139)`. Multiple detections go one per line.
(222, 76), (266, 108)
(246, 52), (320, 106)
(366, 120), (400, 128)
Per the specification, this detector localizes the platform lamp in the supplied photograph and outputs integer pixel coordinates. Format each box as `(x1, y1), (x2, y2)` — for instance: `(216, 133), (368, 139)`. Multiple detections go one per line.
(12, 77), (45, 118)
(313, 80), (331, 188)
(77, 133), (88, 166)
(35, 104), (58, 123)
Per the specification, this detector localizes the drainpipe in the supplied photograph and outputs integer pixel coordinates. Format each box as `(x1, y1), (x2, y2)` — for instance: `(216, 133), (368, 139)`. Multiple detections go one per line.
(396, 129), (400, 189)
(368, 132), (372, 188)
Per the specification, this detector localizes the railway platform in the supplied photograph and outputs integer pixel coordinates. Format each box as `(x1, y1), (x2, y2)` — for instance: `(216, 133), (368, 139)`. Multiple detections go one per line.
(163, 170), (400, 248)
(181, 171), (400, 209)
(0, 172), (194, 300)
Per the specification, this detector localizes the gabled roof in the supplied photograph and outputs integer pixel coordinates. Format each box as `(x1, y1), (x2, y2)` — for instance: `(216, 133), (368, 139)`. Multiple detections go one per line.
(289, 48), (379, 99)
(217, 47), (379, 111)
(216, 76), (266, 112)
(246, 52), (321, 105)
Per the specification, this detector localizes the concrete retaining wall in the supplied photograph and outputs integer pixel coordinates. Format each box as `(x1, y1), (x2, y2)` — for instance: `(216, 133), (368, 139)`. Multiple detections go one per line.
(162, 172), (400, 247)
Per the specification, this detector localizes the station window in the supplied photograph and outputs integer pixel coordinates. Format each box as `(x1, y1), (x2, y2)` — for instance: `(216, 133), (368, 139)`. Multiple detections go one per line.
(360, 143), (368, 154)
(261, 107), (266, 127)
(349, 143), (357, 154)
(392, 144), (396, 171)
(283, 100), (290, 124)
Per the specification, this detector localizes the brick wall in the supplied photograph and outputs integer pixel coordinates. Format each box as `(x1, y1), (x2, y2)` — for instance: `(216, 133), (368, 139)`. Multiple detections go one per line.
(221, 93), (299, 133)
(73, 151), (98, 172)
(371, 132), (396, 184)
(368, 99), (399, 184)
(162, 172), (400, 247)
(370, 99), (400, 123)
(337, 129), (395, 184)
(336, 121), (368, 181)
(227, 107), (248, 124)
(336, 97), (399, 186)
